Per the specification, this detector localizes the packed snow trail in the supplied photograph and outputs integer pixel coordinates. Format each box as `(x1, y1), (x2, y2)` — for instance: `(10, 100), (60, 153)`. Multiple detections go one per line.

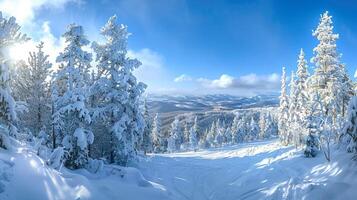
(140, 140), (357, 200)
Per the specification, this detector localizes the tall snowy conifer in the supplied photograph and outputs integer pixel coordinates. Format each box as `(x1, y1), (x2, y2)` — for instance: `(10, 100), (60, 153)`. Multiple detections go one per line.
(0, 13), (28, 149)
(13, 42), (52, 136)
(152, 113), (165, 153)
(52, 24), (93, 169)
(278, 67), (289, 145)
(141, 98), (152, 154)
(310, 11), (351, 127)
(91, 16), (146, 165)
(288, 71), (298, 145)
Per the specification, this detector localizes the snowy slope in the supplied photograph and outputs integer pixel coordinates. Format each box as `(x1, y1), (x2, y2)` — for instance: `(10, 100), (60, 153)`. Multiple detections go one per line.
(0, 142), (167, 200)
(1, 139), (357, 200)
(140, 140), (357, 200)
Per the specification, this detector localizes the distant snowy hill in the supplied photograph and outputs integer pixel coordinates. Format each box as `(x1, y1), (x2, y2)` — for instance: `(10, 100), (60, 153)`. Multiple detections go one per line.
(147, 94), (279, 113)
(146, 94), (279, 135)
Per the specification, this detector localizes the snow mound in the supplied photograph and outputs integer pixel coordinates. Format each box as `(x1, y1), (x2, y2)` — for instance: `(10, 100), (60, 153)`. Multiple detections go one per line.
(0, 145), (168, 200)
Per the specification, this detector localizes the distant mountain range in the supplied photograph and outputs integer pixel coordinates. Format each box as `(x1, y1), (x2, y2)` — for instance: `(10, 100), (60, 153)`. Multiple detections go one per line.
(147, 94), (279, 114)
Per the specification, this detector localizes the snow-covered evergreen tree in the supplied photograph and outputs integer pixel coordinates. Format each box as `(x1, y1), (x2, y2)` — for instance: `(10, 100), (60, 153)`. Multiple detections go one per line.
(288, 71), (298, 145)
(310, 11), (351, 128)
(0, 12), (28, 149)
(259, 113), (267, 139)
(206, 121), (216, 147)
(224, 127), (232, 144)
(189, 126), (198, 150)
(168, 116), (182, 151)
(214, 119), (224, 147)
(152, 113), (165, 153)
(183, 122), (190, 144)
(198, 129), (210, 149)
(231, 114), (240, 144)
(342, 97), (357, 155)
(248, 117), (259, 141)
(304, 92), (323, 157)
(141, 99), (152, 154)
(264, 114), (278, 138)
(278, 67), (289, 145)
(295, 49), (310, 139)
(91, 16), (146, 165)
(13, 42), (52, 137)
(188, 116), (199, 150)
(52, 24), (93, 169)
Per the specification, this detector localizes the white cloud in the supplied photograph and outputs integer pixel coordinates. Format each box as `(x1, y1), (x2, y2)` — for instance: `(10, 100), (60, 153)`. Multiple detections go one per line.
(1, 0), (78, 64)
(0, 0), (79, 26)
(174, 74), (192, 82)
(8, 21), (66, 64)
(198, 73), (280, 91)
(210, 74), (234, 88)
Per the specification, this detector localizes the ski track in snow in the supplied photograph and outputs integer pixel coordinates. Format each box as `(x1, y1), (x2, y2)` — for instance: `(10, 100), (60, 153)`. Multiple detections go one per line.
(140, 139), (357, 200)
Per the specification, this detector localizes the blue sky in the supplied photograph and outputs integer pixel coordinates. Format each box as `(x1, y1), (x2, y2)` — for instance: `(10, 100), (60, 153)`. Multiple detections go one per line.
(1, 0), (357, 95)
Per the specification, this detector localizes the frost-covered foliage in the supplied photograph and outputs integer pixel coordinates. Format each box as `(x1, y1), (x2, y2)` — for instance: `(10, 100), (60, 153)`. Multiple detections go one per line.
(310, 11), (352, 128)
(91, 15), (146, 166)
(294, 49), (310, 142)
(278, 67), (289, 145)
(12, 42), (52, 137)
(341, 97), (357, 155)
(141, 99), (152, 154)
(47, 146), (65, 169)
(152, 113), (165, 153)
(168, 116), (182, 151)
(303, 92), (323, 157)
(52, 24), (93, 169)
(189, 125), (198, 150)
(288, 71), (298, 145)
(0, 12), (28, 149)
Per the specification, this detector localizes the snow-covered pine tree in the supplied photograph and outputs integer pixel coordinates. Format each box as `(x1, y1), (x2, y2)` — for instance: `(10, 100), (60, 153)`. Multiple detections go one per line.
(304, 92), (324, 157)
(310, 11), (351, 128)
(52, 24), (93, 169)
(91, 16), (146, 165)
(224, 127), (232, 144)
(189, 126), (198, 150)
(288, 71), (298, 145)
(231, 114), (239, 144)
(340, 64), (354, 117)
(141, 98), (152, 154)
(198, 128), (210, 149)
(214, 119), (224, 147)
(152, 113), (165, 153)
(167, 133), (176, 153)
(264, 114), (278, 138)
(13, 42), (52, 138)
(295, 49), (310, 139)
(183, 121), (190, 145)
(258, 113), (266, 139)
(206, 121), (216, 147)
(341, 97), (357, 156)
(169, 116), (182, 151)
(0, 12), (28, 149)
(188, 116), (199, 150)
(278, 67), (289, 145)
(193, 116), (200, 139)
(248, 117), (259, 141)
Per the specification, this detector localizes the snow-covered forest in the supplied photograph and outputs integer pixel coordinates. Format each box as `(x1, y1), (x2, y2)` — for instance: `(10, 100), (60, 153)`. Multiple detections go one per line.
(0, 5), (357, 200)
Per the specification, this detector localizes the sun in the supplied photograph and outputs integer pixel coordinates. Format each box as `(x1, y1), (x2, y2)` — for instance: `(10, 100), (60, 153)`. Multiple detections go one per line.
(7, 41), (35, 62)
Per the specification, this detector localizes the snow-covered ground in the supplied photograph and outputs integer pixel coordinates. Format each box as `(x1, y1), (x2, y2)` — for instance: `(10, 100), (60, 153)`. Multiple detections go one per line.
(1, 139), (356, 200)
